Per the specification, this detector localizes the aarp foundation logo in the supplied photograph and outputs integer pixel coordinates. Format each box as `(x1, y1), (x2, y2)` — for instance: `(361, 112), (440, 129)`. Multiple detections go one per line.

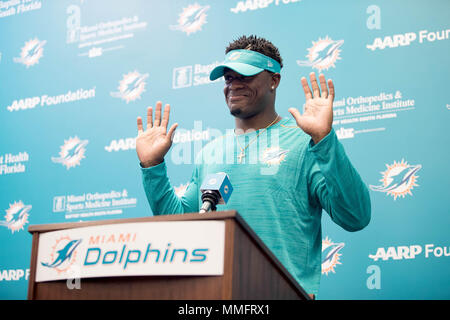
(51, 136), (89, 170)
(41, 236), (82, 274)
(170, 3), (210, 35)
(0, 201), (32, 233)
(297, 36), (343, 72)
(370, 159), (421, 200)
(13, 38), (47, 68)
(110, 71), (149, 103)
(322, 237), (344, 275)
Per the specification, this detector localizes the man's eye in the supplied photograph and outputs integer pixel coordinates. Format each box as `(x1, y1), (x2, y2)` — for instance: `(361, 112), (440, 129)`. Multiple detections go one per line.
(224, 75), (251, 83)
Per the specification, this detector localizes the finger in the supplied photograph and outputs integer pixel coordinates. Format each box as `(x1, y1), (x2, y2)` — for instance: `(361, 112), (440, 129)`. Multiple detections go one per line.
(327, 79), (335, 101)
(137, 116), (144, 135)
(301, 77), (312, 100)
(161, 104), (171, 129)
(146, 106), (153, 129)
(167, 123), (178, 141)
(288, 108), (302, 124)
(309, 72), (320, 98)
(154, 101), (162, 126)
(319, 74), (328, 99)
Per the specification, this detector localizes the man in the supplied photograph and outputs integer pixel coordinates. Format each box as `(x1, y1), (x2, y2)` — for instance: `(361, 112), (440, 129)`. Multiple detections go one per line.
(135, 35), (371, 297)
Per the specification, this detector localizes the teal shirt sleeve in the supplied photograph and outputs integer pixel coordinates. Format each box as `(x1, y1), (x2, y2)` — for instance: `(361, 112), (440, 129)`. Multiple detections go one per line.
(141, 161), (199, 215)
(307, 129), (371, 231)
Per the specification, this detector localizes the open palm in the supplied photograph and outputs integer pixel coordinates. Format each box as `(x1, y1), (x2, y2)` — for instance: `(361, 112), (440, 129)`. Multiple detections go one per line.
(289, 73), (335, 144)
(136, 101), (178, 168)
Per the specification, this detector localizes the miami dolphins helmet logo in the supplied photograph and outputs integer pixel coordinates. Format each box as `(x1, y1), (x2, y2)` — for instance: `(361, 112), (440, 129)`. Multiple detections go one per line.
(370, 159), (421, 200)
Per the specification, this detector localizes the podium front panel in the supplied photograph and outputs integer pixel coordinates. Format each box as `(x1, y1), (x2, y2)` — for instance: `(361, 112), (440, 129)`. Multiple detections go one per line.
(36, 220), (225, 282)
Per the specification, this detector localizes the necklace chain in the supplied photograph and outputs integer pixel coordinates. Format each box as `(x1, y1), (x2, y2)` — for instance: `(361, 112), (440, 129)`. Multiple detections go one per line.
(235, 115), (280, 163)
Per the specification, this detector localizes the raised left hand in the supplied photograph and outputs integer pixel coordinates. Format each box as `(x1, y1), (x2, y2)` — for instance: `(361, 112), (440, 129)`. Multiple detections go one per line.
(288, 72), (335, 144)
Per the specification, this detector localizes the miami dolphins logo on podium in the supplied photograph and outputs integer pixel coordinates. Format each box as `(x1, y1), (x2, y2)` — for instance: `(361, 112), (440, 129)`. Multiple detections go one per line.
(170, 3), (210, 35)
(370, 159), (421, 200)
(322, 237), (345, 275)
(41, 236), (82, 274)
(0, 201), (32, 233)
(13, 38), (47, 68)
(110, 71), (149, 103)
(297, 36), (343, 72)
(51, 136), (89, 170)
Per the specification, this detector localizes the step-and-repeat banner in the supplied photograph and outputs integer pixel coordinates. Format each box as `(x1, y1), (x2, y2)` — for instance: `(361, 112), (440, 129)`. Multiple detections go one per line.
(0, 0), (449, 299)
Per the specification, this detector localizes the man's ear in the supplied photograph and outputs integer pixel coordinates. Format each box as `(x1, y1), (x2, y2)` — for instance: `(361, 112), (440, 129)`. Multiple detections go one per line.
(271, 72), (281, 89)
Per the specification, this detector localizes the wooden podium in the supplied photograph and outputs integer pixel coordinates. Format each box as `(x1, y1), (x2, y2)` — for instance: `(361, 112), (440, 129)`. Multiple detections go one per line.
(27, 210), (310, 300)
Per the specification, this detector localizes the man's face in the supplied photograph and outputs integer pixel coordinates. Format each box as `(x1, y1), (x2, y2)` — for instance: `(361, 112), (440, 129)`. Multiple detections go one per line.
(223, 68), (275, 119)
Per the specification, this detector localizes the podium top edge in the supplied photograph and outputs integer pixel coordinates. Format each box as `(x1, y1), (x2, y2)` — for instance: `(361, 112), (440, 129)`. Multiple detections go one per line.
(28, 210), (238, 234)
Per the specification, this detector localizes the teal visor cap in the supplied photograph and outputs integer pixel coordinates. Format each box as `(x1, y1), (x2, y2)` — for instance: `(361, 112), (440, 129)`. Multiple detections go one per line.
(209, 49), (281, 81)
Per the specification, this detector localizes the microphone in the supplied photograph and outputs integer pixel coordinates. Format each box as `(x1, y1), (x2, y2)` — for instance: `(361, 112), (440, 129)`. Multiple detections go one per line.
(199, 172), (233, 214)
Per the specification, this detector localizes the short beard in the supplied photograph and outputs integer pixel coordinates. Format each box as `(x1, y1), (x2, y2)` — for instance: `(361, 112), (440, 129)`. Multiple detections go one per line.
(230, 108), (252, 119)
(230, 108), (260, 120)
(230, 108), (242, 117)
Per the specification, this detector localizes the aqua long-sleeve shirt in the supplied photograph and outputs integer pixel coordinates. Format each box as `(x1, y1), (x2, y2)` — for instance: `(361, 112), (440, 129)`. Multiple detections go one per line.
(141, 118), (371, 295)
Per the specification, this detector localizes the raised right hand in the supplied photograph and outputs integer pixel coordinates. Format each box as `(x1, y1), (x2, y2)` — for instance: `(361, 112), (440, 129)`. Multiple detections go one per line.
(136, 101), (178, 168)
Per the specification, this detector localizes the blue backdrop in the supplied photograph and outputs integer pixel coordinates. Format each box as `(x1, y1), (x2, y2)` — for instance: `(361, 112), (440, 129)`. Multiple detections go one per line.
(1, 0), (449, 299)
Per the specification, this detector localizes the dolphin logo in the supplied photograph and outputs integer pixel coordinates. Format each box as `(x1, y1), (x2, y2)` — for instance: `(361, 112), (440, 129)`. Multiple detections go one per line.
(13, 38), (47, 67)
(322, 237), (345, 275)
(370, 160), (421, 200)
(122, 73), (148, 98)
(51, 137), (89, 169)
(174, 183), (189, 198)
(297, 36), (343, 72)
(170, 3), (210, 35)
(110, 71), (149, 103)
(370, 165), (421, 192)
(261, 147), (289, 165)
(41, 239), (82, 269)
(228, 52), (241, 61)
(51, 140), (88, 163)
(322, 242), (345, 265)
(24, 42), (41, 59)
(1, 201), (32, 233)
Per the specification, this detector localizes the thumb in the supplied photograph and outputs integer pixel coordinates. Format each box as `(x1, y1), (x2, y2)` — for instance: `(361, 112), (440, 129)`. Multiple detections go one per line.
(288, 108), (302, 125)
(167, 123), (178, 142)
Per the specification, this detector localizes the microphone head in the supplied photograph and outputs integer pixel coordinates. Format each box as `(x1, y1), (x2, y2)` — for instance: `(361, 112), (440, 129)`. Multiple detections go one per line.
(200, 172), (233, 205)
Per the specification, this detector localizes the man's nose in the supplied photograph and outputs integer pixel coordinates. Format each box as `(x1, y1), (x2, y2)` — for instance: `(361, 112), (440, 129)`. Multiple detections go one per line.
(227, 77), (245, 89)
